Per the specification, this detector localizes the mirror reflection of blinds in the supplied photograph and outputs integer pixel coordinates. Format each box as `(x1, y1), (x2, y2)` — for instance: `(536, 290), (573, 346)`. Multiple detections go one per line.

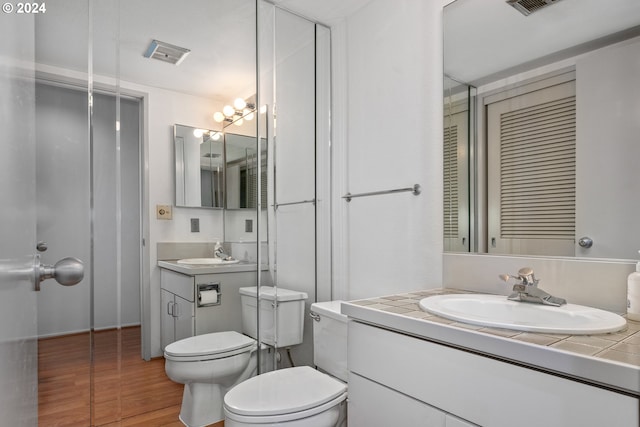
(499, 96), (576, 239)
(242, 161), (268, 209)
(444, 125), (459, 238)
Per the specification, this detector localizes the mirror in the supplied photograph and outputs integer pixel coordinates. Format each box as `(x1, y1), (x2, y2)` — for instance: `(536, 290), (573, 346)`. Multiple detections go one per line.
(444, 0), (640, 259)
(225, 133), (267, 210)
(174, 124), (266, 210)
(174, 124), (224, 208)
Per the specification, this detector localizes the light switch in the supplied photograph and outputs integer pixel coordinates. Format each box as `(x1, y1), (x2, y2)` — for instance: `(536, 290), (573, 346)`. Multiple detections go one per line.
(190, 218), (200, 232)
(157, 205), (172, 220)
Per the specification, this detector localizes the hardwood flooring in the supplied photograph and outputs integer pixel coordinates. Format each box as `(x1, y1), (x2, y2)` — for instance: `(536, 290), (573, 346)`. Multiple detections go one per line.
(38, 327), (224, 427)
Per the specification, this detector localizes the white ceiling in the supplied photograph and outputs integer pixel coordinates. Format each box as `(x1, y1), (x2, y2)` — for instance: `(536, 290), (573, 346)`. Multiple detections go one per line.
(445, 0), (640, 85)
(33, 0), (371, 103)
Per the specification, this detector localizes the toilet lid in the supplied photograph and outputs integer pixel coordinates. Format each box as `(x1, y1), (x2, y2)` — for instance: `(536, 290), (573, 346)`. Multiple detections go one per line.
(164, 331), (255, 359)
(224, 366), (347, 417)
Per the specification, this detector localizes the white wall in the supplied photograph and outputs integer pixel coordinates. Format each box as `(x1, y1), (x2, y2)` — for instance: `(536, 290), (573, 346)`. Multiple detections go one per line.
(332, 0), (444, 301)
(141, 85), (226, 357)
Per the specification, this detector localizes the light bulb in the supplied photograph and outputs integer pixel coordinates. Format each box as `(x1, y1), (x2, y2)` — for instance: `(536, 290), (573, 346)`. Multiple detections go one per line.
(243, 109), (254, 121)
(223, 105), (235, 117)
(211, 132), (221, 141)
(193, 128), (204, 138)
(234, 98), (247, 110)
(213, 112), (225, 123)
(234, 118), (244, 126)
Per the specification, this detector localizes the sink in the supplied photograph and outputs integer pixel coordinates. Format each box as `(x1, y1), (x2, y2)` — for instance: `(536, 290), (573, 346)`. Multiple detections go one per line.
(419, 294), (626, 335)
(176, 258), (240, 265)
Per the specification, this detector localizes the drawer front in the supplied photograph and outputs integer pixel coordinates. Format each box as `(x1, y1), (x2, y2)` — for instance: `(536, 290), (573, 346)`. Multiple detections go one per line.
(160, 269), (194, 301)
(348, 372), (446, 427)
(348, 321), (639, 427)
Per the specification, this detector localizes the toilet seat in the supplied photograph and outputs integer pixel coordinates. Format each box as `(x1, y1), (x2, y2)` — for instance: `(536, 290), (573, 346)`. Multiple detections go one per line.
(164, 331), (255, 362)
(224, 366), (347, 423)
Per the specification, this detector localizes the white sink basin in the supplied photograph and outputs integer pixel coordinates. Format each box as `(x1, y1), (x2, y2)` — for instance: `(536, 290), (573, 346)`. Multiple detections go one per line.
(176, 258), (240, 265)
(419, 294), (626, 335)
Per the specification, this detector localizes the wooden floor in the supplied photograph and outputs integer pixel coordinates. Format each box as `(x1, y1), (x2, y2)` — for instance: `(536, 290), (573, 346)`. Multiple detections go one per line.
(38, 327), (224, 427)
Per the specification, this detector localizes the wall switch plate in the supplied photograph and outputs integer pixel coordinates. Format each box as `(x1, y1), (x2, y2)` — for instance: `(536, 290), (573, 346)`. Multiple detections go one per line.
(245, 219), (253, 232)
(190, 218), (200, 232)
(156, 205), (172, 220)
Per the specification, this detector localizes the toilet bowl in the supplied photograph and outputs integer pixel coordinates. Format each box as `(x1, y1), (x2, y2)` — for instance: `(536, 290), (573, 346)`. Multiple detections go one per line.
(223, 301), (349, 427)
(164, 287), (308, 427)
(164, 331), (257, 427)
(224, 366), (347, 427)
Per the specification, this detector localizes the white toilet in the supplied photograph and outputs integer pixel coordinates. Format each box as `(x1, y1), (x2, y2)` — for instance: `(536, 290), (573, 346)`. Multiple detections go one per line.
(223, 300), (348, 427)
(164, 286), (308, 427)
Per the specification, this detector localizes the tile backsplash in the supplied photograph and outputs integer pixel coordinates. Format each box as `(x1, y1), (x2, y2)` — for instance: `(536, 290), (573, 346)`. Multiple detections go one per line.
(444, 253), (635, 313)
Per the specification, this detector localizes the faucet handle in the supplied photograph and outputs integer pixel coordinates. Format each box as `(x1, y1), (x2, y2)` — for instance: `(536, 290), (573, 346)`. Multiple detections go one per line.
(517, 267), (538, 286)
(499, 267), (538, 286)
(499, 273), (513, 283)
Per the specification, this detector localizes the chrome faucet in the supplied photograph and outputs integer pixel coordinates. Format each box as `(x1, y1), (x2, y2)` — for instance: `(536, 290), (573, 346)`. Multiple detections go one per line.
(499, 267), (566, 306)
(213, 242), (233, 261)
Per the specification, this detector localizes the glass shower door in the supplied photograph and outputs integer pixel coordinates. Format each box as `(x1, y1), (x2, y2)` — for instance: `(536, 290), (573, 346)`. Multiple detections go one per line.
(0, 9), (39, 427)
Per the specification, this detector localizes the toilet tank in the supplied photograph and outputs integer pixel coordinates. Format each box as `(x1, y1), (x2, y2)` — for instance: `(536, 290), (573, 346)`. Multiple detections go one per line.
(310, 301), (348, 382)
(239, 286), (308, 348)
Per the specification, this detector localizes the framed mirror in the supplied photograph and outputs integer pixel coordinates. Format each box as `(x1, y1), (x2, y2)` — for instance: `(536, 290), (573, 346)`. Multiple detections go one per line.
(174, 124), (224, 208)
(444, 0), (640, 259)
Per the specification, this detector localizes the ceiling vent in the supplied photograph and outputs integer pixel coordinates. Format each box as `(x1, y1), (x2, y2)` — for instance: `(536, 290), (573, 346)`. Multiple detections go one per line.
(143, 39), (190, 65)
(506, 0), (564, 16)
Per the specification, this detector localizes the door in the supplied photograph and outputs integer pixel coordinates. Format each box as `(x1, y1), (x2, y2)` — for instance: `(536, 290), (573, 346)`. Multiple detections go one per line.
(444, 96), (470, 252)
(487, 78), (576, 256)
(174, 294), (195, 343)
(0, 12), (39, 426)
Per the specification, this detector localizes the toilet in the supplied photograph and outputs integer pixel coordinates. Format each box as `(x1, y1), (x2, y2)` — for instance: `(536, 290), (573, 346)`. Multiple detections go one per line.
(164, 286), (308, 427)
(223, 300), (348, 427)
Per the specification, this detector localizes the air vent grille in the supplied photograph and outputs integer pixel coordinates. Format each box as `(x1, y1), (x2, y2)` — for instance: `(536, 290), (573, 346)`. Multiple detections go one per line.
(506, 0), (564, 16)
(143, 39), (190, 65)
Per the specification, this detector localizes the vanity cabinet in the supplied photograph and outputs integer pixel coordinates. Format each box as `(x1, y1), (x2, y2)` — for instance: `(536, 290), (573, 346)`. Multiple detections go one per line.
(160, 270), (195, 350)
(349, 371), (476, 426)
(348, 321), (638, 427)
(160, 267), (256, 350)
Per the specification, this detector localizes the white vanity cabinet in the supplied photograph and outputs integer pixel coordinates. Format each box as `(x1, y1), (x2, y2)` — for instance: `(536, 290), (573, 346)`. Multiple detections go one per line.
(348, 320), (638, 427)
(348, 370), (477, 426)
(160, 269), (196, 350)
(160, 267), (256, 351)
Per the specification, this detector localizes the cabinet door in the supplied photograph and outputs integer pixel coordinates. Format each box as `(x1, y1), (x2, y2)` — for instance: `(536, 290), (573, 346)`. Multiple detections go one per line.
(348, 372), (446, 427)
(160, 289), (175, 351)
(349, 321), (639, 427)
(174, 293), (195, 342)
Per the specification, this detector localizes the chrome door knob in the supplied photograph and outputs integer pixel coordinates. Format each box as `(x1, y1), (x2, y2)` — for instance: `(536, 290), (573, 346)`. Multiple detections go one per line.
(35, 256), (84, 291)
(578, 237), (593, 248)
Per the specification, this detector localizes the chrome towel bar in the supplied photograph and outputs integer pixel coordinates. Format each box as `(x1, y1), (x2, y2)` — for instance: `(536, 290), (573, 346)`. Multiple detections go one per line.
(273, 199), (316, 209)
(343, 184), (421, 202)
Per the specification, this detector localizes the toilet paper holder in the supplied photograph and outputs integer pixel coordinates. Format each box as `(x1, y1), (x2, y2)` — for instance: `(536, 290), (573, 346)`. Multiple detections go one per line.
(197, 283), (221, 307)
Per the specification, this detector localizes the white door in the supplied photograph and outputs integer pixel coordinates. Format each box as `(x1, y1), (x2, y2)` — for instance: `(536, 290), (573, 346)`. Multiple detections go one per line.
(487, 79), (576, 256)
(0, 12), (39, 426)
(444, 98), (470, 252)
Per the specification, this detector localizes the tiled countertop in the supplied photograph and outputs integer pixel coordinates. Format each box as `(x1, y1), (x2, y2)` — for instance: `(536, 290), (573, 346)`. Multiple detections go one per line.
(158, 260), (262, 276)
(341, 288), (640, 396)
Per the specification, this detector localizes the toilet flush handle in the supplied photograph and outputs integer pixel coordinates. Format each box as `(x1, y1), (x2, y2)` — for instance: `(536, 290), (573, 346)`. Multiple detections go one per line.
(309, 311), (321, 322)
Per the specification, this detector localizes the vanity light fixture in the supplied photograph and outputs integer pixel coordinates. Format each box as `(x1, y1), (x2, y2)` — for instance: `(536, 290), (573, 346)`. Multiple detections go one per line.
(213, 96), (256, 126)
(193, 129), (222, 143)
